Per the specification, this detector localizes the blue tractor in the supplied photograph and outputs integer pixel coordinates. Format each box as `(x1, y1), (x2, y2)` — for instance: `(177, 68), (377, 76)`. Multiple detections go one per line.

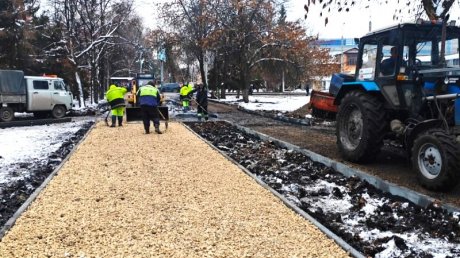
(330, 22), (460, 191)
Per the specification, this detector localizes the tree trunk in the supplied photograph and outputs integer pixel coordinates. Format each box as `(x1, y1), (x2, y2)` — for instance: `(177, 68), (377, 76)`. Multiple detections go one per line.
(240, 67), (250, 103)
(75, 71), (85, 108)
(198, 55), (207, 88)
(220, 85), (226, 99)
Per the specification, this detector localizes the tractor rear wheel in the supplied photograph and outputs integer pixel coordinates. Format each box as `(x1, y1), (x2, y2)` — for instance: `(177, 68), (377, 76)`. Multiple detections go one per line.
(336, 90), (386, 162)
(411, 129), (460, 191)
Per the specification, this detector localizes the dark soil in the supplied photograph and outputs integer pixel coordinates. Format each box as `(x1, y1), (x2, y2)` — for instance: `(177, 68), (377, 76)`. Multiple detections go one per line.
(186, 121), (460, 258)
(208, 101), (460, 208)
(0, 121), (94, 227)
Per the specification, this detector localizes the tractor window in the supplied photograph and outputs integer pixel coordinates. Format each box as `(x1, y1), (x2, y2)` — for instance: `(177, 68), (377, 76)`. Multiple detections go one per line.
(379, 45), (398, 76)
(442, 38), (459, 67)
(416, 41), (433, 66)
(358, 44), (377, 81)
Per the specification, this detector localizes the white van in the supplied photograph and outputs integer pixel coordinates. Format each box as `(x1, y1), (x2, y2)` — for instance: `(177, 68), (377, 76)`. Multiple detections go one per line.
(0, 71), (73, 121)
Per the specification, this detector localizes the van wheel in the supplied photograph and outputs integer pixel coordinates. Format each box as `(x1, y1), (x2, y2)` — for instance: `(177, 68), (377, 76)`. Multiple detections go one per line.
(0, 107), (14, 122)
(52, 105), (66, 118)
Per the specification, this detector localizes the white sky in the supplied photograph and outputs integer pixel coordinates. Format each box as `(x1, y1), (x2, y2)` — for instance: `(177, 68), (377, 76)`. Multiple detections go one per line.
(134, 0), (460, 39)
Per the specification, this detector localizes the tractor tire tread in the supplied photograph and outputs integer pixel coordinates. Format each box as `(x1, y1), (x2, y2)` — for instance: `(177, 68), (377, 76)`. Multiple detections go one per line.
(337, 90), (387, 162)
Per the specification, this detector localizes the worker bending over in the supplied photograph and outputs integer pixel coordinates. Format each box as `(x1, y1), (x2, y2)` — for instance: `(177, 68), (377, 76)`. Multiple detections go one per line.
(105, 84), (128, 127)
(137, 81), (162, 134)
(189, 84), (208, 121)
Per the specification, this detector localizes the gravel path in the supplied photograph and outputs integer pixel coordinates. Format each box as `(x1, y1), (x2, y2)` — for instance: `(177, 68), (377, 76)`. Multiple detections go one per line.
(0, 122), (349, 257)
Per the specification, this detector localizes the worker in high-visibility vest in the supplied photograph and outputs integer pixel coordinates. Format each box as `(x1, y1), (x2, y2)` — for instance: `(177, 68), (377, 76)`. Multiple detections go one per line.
(179, 83), (190, 111)
(136, 81), (162, 134)
(105, 84), (127, 127)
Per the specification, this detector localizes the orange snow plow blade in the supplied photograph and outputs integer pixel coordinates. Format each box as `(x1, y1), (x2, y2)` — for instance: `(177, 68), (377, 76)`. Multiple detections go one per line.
(309, 90), (338, 114)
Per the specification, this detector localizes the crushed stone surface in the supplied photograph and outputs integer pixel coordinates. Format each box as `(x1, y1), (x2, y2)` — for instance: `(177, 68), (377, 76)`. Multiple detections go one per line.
(0, 122), (349, 257)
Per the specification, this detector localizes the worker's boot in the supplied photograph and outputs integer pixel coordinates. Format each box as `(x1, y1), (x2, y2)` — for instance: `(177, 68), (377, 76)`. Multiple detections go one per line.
(118, 116), (123, 126)
(154, 125), (162, 134)
(110, 116), (116, 127)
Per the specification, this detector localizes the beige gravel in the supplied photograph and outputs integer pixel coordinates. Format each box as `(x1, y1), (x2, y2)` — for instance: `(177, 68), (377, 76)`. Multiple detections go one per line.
(0, 122), (350, 258)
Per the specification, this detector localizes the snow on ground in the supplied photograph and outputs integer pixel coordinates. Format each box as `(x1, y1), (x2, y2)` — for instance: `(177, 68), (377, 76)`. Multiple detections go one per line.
(0, 120), (90, 184)
(217, 94), (310, 112)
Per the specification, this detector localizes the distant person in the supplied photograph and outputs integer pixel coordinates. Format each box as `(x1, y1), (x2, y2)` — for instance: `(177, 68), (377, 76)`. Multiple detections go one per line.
(305, 83), (310, 96)
(380, 46), (398, 76)
(105, 84), (127, 127)
(136, 81), (162, 134)
(189, 84), (209, 121)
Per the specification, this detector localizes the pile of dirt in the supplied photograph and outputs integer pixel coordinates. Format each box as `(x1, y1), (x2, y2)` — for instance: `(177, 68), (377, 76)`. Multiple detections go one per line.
(186, 121), (460, 257)
(0, 121), (94, 227)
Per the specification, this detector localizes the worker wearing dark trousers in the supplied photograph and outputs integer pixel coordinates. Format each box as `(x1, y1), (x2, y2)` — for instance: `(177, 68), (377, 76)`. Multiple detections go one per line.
(105, 84), (127, 127)
(137, 81), (162, 134)
(189, 84), (208, 121)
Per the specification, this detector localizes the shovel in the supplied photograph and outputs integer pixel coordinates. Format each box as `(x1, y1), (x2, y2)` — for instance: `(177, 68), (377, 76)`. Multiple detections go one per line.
(104, 110), (110, 126)
(156, 106), (169, 131)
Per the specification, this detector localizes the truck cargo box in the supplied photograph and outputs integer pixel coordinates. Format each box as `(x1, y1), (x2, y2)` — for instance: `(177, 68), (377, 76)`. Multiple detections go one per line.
(0, 70), (26, 94)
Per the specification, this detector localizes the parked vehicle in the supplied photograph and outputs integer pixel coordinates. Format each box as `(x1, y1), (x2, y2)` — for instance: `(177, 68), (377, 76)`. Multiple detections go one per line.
(328, 22), (460, 191)
(0, 70), (73, 122)
(160, 82), (181, 93)
(123, 73), (169, 122)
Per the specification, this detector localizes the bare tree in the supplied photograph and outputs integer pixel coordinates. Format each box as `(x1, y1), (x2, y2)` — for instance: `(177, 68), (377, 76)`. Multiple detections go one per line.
(47, 0), (134, 107)
(208, 0), (329, 102)
(160, 0), (221, 88)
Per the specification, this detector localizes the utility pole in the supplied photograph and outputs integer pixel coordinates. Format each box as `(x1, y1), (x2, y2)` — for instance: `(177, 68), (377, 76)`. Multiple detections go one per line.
(139, 51), (144, 73)
(204, 50), (208, 89)
(160, 60), (164, 85)
(158, 45), (166, 86)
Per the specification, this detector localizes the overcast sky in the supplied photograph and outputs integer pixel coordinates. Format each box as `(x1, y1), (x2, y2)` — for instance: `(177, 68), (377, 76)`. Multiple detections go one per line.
(134, 0), (460, 39)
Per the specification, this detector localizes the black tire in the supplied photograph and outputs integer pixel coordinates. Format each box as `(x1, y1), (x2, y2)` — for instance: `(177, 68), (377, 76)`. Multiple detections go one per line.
(52, 105), (66, 119)
(0, 107), (14, 122)
(336, 90), (386, 162)
(411, 129), (460, 191)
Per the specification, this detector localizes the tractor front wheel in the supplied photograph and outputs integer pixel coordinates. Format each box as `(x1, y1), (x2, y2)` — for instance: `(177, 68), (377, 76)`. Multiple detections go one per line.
(411, 129), (460, 191)
(336, 91), (386, 162)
